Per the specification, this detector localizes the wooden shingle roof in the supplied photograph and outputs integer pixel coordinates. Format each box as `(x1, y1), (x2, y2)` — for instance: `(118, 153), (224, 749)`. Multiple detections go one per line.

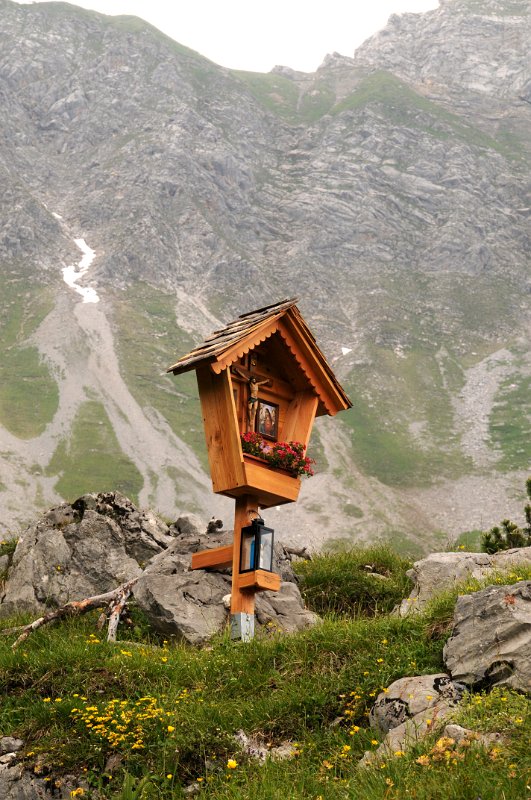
(167, 298), (351, 415)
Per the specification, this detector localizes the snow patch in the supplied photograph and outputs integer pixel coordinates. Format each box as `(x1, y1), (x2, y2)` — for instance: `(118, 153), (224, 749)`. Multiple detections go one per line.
(62, 238), (99, 303)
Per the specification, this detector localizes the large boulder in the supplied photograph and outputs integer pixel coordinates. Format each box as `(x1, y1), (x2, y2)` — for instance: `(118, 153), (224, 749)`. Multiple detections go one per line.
(133, 528), (319, 644)
(360, 673), (465, 766)
(0, 492), (173, 617)
(369, 674), (465, 734)
(398, 547), (531, 614)
(443, 580), (531, 693)
(0, 494), (319, 645)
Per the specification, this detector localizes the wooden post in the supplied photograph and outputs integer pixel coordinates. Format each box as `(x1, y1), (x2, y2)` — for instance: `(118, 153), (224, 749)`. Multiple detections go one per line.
(230, 494), (259, 641)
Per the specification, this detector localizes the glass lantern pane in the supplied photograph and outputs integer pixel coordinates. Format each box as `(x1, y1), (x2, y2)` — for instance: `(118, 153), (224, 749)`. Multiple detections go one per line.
(240, 530), (253, 572)
(258, 529), (273, 571)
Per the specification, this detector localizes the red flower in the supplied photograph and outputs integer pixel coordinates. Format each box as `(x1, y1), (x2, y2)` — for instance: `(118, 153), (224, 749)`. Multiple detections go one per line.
(240, 435), (314, 477)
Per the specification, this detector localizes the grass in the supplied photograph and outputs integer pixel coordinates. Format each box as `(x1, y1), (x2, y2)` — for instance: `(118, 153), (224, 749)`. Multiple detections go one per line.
(337, 270), (523, 488)
(294, 546), (413, 616)
(333, 72), (522, 159)
(231, 72), (301, 122)
(0, 269), (58, 439)
(46, 401), (143, 503)
(1, 547), (529, 798)
(489, 374), (531, 472)
(452, 530), (483, 551)
(109, 283), (208, 472)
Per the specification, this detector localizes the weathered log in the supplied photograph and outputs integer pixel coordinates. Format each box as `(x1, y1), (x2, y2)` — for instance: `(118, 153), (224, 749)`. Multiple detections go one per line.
(1, 578), (138, 649)
(285, 546), (311, 561)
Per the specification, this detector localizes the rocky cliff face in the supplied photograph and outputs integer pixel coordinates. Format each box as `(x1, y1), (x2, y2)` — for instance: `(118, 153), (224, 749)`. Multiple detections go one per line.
(0, 0), (529, 550)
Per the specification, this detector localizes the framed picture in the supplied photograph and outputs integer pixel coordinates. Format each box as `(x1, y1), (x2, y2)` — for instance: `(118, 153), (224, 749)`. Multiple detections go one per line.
(257, 400), (279, 440)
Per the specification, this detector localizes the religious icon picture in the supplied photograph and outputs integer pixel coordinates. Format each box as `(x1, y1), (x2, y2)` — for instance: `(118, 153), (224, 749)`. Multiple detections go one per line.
(257, 401), (279, 440)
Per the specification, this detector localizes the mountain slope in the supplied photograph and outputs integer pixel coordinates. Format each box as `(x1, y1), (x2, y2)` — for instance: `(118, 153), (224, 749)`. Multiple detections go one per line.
(0, 0), (529, 548)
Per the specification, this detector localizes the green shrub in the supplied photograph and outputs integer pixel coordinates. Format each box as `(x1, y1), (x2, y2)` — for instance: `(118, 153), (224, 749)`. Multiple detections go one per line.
(294, 546), (413, 616)
(482, 477), (531, 553)
(0, 537), (18, 558)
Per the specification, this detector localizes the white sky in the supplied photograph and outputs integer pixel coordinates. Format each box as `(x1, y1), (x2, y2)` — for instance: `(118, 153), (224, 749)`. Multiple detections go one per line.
(17, 0), (439, 72)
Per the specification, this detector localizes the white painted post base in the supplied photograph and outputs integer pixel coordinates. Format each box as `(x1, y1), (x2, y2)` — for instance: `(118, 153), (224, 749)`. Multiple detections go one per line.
(230, 612), (255, 641)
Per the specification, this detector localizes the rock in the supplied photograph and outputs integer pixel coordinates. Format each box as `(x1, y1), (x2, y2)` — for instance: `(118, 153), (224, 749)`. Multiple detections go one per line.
(443, 580), (531, 693)
(134, 568), (231, 646)
(255, 583), (320, 633)
(233, 730), (297, 763)
(171, 514), (207, 537)
(0, 764), (76, 800)
(443, 724), (505, 749)
(361, 703), (453, 767)
(369, 674), (465, 734)
(234, 730), (268, 763)
(0, 493), (318, 644)
(397, 548), (531, 614)
(0, 493), (172, 617)
(72, 492), (174, 561)
(0, 738), (24, 755)
(361, 672), (467, 766)
(134, 531), (319, 644)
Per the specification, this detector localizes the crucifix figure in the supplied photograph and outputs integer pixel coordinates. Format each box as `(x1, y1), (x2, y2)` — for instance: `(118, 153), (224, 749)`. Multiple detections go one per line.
(232, 368), (271, 432)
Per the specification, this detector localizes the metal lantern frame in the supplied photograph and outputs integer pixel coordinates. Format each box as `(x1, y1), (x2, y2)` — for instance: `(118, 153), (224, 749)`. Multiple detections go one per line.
(239, 517), (275, 574)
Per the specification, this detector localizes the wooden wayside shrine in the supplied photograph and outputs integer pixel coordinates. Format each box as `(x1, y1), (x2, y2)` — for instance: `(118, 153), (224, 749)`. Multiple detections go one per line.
(167, 298), (351, 640)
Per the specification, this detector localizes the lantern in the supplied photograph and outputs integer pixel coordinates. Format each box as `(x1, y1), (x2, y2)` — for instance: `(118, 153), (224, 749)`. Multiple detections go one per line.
(239, 517), (275, 573)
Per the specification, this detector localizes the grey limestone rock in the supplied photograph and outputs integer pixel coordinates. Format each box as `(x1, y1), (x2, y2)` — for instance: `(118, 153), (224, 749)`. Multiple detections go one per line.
(443, 723), (505, 749)
(0, 738), (24, 755)
(0, 761), (83, 800)
(170, 514), (207, 538)
(369, 673), (465, 734)
(360, 673), (466, 766)
(134, 568), (231, 646)
(0, 493), (172, 617)
(0, 493), (317, 644)
(398, 548), (531, 614)
(254, 582), (320, 633)
(360, 703), (453, 766)
(443, 580), (531, 693)
(134, 531), (318, 644)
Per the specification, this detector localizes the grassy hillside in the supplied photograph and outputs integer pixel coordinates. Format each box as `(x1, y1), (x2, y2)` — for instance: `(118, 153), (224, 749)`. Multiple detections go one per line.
(46, 400), (144, 504)
(0, 269), (58, 439)
(0, 546), (529, 799)
(110, 284), (208, 471)
(341, 272), (528, 487)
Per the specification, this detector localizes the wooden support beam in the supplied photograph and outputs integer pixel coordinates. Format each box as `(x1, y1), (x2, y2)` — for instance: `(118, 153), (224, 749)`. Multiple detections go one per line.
(237, 570), (281, 592)
(230, 494), (259, 615)
(191, 545), (233, 571)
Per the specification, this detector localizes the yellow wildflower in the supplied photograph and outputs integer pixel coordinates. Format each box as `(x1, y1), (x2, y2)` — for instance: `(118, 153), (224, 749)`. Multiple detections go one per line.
(227, 759), (237, 769)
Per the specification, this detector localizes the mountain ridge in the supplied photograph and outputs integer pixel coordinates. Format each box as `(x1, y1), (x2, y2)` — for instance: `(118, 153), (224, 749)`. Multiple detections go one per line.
(0, 0), (529, 549)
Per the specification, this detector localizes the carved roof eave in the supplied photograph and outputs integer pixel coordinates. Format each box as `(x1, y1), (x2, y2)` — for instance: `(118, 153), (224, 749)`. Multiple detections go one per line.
(166, 299), (297, 376)
(167, 300), (351, 416)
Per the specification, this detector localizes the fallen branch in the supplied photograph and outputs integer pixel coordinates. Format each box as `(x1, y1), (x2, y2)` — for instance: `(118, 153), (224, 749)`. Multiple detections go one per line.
(1, 578), (139, 649)
(285, 546), (311, 561)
